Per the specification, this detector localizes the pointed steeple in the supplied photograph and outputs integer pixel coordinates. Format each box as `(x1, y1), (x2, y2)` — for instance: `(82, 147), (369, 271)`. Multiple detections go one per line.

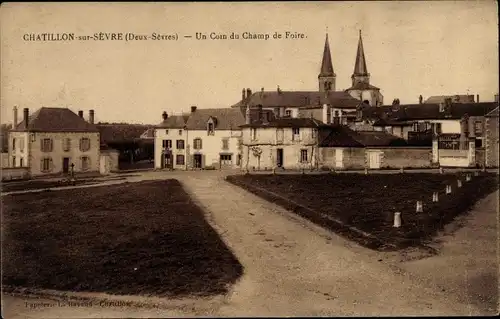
(353, 30), (368, 76)
(318, 32), (336, 92)
(319, 33), (335, 77)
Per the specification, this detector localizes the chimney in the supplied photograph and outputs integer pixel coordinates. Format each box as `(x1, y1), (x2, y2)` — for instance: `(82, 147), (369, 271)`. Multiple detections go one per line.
(245, 105), (251, 125)
(242, 88), (246, 100)
(439, 102), (445, 113)
(277, 85), (282, 94)
(322, 104), (330, 124)
(191, 106), (197, 113)
(23, 108), (29, 129)
(246, 88), (252, 98)
(495, 94), (499, 102)
(476, 94), (479, 103)
(89, 109), (95, 124)
(78, 110), (83, 118)
(13, 106), (18, 128)
(419, 95), (423, 104)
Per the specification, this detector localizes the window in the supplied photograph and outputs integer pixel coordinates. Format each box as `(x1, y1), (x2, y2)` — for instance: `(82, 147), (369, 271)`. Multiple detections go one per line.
(41, 138), (53, 152)
(81, 156), (90, 171)
(79, 137), (90, 152)
(300, 149), (308, 163)
(475, 139), (483, 148)
(19, 138), (24, 152)
(276, 128), (284, 143)
(20, 157), (23, 167)
(285, 110), (292, 117)
(63, 138), (71, 152)
(193, 138), (202, 150)
(165, 129), (169, 135)
(220, 154), (232, 165)
(251, 128), (257, 141)
(176, 139), (185, 149)
(435, 123), (442, 134)
(178, 129), (183, 136)
(41, 157), (52, 172)
(292, 128), (300, 141)
(12, 138), (16, 151)
(162, 139), (172, 149)
(474, 121), (483, 136)
(222, 138), (229, 150)
(176, 154), (185, 165)
(207, 123), (215, 135)
(12, 156), (16, 167)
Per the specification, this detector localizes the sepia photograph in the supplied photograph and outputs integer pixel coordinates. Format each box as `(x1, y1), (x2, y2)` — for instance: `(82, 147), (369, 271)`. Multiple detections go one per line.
(1, 1), (499, 317)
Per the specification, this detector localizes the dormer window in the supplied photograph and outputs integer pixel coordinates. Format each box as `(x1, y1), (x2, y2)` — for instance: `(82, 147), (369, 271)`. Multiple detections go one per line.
(285, 110), (292, 117)
(207, 117), (216, 136)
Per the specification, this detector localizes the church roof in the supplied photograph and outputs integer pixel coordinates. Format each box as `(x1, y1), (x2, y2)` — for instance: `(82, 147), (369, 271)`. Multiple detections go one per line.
(319, 34), (335, 77)
(346, 82), (380, 91)
(353, 30), (368, 76)
(231, 90), (361, 109)
(11, 107), (99, 132)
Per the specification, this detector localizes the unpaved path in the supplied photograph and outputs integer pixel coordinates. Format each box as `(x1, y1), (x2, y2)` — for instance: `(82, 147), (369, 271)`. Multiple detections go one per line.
(2, 170), (493, 317)
(179, 173), (486, 316)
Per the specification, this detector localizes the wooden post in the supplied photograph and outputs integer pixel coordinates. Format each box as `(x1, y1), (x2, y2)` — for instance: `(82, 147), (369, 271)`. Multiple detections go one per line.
(393, 212), (401, 228)
(416, 201), (423, 213)
(457, 180), (462, 188)
(466, 174), (471, 182)
(446, 185), (452, 194)
(432, 192), (439, 202)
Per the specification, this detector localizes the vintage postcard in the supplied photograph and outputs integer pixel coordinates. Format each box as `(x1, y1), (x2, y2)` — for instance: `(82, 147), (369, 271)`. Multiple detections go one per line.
(1, 1), (499, 318)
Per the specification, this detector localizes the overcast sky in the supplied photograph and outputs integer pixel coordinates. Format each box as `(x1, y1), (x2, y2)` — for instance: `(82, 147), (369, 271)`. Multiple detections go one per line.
(1, 1), (498, 125)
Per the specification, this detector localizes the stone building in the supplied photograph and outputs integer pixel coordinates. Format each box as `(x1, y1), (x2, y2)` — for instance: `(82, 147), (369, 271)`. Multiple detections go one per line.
(484, 106), (499, 167)
(8, 106), (100, 176)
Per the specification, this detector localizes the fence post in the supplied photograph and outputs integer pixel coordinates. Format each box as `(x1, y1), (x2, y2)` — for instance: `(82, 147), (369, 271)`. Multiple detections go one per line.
(416, 201), (424, 213)
(393, 212), (402, 228)
(432, 192), (439, 202)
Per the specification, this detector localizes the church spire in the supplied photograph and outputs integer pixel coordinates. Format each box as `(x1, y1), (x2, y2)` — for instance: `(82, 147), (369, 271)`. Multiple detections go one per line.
(353, 30), (368, 76)
(318, 32), (336, 92)
(319, 33), (334, 77)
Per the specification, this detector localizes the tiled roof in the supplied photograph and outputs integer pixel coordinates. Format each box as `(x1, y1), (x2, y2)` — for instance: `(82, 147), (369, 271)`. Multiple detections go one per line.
(424, 95), (475, 104)
(96, 123), (153, 144)
(362, 102), (498, 121)
(485, 106), (499, 117)
(231, 90), (361, 109)
(156, 114), (190, 129)
(240, 117), (324, 128)
(185, 108), (246, 130)
(11, 107), (99, 132)
(346, 82), (380, 91)
(320, 125), (406, 147)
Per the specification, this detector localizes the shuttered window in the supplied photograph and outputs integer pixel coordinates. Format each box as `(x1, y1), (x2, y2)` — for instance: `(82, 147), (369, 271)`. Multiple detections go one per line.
(79, 138), (91, 152)
(176, 154), (185, 165)
(81, 156), (90, 171)
(63, 138), (71, 152)
(176, 140), (185, 149)
(300, 149), (308, 163)
(193, 138), (202, 150)
(41, 157), (53, 172)
(41, 138), (53, 152)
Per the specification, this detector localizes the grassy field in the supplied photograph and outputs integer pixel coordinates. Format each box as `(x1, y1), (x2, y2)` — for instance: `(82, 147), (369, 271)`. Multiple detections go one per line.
(226, 172), (499, 251)
(2, 180), (243, 297)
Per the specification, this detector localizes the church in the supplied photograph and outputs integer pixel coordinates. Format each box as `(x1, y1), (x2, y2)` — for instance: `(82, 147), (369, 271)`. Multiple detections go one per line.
(231, 31), (384, 125)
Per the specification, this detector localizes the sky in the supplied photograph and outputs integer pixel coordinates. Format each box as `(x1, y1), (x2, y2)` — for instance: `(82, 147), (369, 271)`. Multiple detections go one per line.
(1, 1), (498, 125)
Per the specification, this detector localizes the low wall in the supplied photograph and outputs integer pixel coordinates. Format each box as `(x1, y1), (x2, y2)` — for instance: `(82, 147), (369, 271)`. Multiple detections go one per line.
(1, 167), (31, 181)
(438, 149), (471, 167)
(373, 147), (433, 169)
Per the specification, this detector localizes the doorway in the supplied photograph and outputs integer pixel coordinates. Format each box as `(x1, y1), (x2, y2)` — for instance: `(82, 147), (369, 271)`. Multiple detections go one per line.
(164, 152), (173, 169)
(63, 157), (70, 174)
(193, 154), (202, 169)
(276, 148), (283, 167)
